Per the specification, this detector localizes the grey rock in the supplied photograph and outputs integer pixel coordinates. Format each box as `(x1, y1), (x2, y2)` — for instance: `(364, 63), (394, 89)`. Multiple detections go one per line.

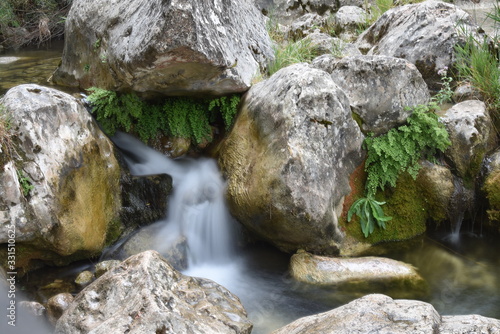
(305, 34), (361, 58)
(453, 82), (483, 103)
(52, 0), (273, 96)
(218, 63), (364, 253)
(47, 292), (74, 325)
(256, 0), (341, 24)
(0, 84), (121, 269)
(441, 100), (496, 181)
(287, 13), (326, 40)
(94, 260), (121, 278)
(334, 6), (367, 37)
(315, 55), (430, 135)
(356, 1), (487, 90)
(55, 250), (252, 334)
(272, 294), (441, 334)
(272, 293), (500, 334)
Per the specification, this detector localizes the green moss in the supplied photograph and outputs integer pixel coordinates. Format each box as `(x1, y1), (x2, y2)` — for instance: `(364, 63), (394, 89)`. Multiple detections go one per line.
(343, 172), (427, 244)
(484, 170), (500, 224)
(104, 218), (123, 246)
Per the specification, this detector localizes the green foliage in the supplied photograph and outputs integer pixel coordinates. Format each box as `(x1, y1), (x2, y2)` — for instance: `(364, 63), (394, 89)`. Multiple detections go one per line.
(17, 170), (34, 197)
(268, 38), (319, 75)
(0, 103), (13, 158)
(454, 29), (500, 121)
(208, 95), (240, 130)
(433, 67), (453, 105)
(364, 106), (451, 197)
(86, 88), (240, 145)
(348, 196), (392, 237)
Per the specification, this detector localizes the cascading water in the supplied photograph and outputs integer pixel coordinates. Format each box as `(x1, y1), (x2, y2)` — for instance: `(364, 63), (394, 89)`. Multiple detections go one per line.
(111, 132), (236, 266)
(447, 176), (474, 244)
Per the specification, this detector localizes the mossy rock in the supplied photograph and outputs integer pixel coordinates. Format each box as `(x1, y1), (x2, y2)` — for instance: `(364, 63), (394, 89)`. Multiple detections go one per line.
(484, 170), (500, 228)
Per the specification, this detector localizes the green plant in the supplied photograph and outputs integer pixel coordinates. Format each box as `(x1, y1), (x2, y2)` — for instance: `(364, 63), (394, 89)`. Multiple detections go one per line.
(348, 102), (451, 237)
(454, 27), (500, 120)
(433, 67), (453, 105)
(17, 170), (34, 196)
(86, 88), (240, 145)
(268, 38), (318, 75)
(348, 196), (392, 237)
(0, 103), (13, 158)
(83, 64), (91, 72)
(208, 95), (240, 130)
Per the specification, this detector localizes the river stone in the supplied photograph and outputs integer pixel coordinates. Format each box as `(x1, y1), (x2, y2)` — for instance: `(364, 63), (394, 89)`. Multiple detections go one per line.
(47, 292), (74, 325)
(0, 84), (121, 271)
(75, 270), (94, 287)
(52, 0), (273, 96)
(356, 1), (487, 90)
(314, 55), (429, 135)
(218, 63), (364, 254)
(290, 250), (426, 296)
(440, 100), (496, 182)
(94, 260), (121, 278)
(440, 315), (500, 334)
(54, 250), (252, 334)
(272, 294), (441, 334)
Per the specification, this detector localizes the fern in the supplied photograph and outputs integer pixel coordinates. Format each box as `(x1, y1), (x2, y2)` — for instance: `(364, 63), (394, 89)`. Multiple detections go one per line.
(208, 95), (241, 130)
(364, 106), (451, 197)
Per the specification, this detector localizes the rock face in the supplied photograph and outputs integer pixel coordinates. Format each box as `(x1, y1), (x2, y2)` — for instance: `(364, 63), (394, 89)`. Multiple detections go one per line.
(306, 35), (361, 58)
(272, 294), (500, 334)
(55, 250), (252, 334)
(52, 0), (273, 96)
(484, 149), (500, 225)
(0, 84), (121, 270)
(356, 1), (486, 89)
(218, 63), (365, 253)
(441, 100), (496, 182)
(314, 55), (430, 135)
(290, 250), (426, 291)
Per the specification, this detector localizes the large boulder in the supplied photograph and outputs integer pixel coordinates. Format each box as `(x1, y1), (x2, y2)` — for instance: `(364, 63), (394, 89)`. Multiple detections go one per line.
(52, 0), (273, 96)
(218, 63), (365, 254)
(440, 100), (496, 184)
(55, 250), (252, 334)
(313, 55), (430, 135)
(0, 84), (121, 271)
(356, 1), (487, 89)
(272, 294), (500, 334)
(289, 250), (427, 298)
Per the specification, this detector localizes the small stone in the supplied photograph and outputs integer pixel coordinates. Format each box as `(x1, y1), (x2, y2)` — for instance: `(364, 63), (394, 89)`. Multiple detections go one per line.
(94, 260), (121, 278)
(74, 270), (94, 287)
(47, 292), (74, 325)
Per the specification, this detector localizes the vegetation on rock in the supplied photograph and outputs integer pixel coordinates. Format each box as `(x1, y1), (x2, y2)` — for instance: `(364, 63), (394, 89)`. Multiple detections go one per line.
(86, 87), (240, 145)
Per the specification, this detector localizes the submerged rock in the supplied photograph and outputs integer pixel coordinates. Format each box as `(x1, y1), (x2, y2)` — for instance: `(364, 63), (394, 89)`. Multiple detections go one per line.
(47, 292), (74, 325)
(356, 1), (487, 90)
(52, 0), (273, 96)
(55, 250), (252, 334)
(272, 293), (500, 334)
(314, 55), (430, 135)
(0, 84), (121, 272)
(441, 100), (496, 183)
(219, 63), (364, 254)
(290, 250), (427, 298)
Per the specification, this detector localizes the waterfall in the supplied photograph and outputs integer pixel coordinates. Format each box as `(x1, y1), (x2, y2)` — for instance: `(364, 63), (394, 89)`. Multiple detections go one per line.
(111, 132), (235, 266)
(447, 176), (474, 244)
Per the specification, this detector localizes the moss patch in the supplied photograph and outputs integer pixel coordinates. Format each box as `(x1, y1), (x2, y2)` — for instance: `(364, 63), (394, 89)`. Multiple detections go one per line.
(484, 170), (500, 225)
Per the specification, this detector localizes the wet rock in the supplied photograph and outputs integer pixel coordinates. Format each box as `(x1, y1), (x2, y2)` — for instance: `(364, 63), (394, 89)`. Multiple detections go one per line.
(94, 260), (121, 278)
(483, 149), (500, 225)
(0, 84), (121, 272)
(74, 270), (94, 287)
(218, 63), (364, 254)
(47, 292), (74, 325)
(314, 55), (429, 135)
(19, 301), (46, 317)
(356, 1), (487, 90)
(52, 0), (273, 96)
(272, 293), (500, 334)
(441, 100), (496, 183)
(55, 250), (252, 334)
(290, 250), (427, 298)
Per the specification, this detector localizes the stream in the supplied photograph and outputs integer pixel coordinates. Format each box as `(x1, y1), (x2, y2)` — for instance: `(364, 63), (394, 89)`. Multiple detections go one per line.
(2, 31), (500, 333)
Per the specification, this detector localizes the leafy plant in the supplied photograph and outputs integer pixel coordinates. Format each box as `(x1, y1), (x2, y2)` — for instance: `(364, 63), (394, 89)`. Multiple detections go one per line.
(17, 170), (34, 196)
(86, 88), (240, 145)
(433, 67), (453, 105)
(348, 100), (451, 237)
(268, 38), (319, 75)
(348, 196), (392, 237)
(454, 28), (500, 123)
